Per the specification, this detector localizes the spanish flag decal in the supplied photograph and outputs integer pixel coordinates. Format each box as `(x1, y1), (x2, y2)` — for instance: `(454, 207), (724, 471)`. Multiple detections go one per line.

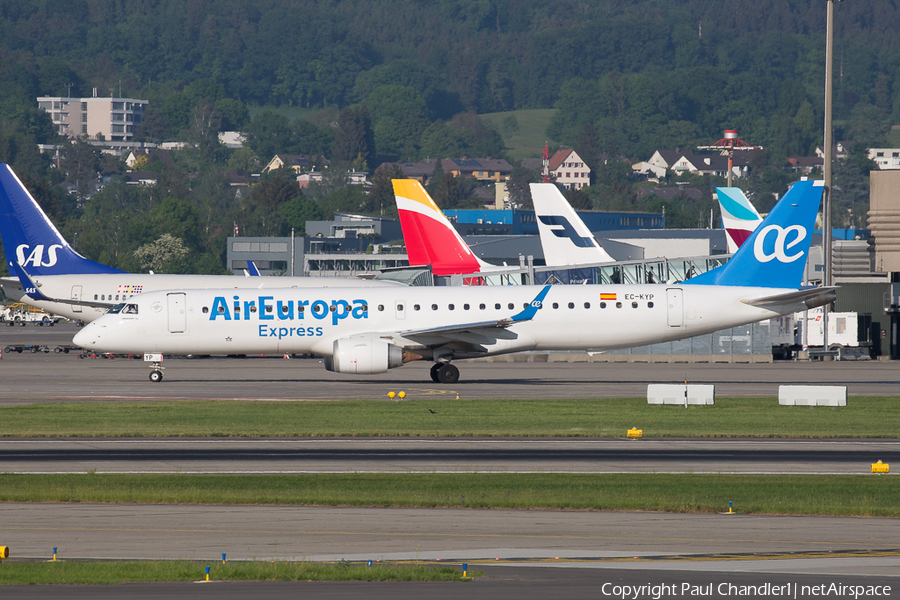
(600, 293), (616, 300)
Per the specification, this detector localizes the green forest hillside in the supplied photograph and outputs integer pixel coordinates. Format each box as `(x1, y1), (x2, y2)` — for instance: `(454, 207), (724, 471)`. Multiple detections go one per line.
(0, 1), (894, 277)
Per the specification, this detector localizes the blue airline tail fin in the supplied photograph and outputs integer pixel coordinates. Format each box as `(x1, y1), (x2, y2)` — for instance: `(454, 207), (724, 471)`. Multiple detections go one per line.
(685, 180), (823, 288)
(0, 163), (123, 276)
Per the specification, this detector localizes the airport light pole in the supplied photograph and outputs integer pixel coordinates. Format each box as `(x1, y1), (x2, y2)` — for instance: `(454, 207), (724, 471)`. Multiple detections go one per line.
(822, 0), (839, 353)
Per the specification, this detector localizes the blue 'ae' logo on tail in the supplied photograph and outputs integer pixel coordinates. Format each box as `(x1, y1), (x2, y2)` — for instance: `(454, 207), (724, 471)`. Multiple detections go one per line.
(0, 163), (123, 275)
(685, 180), (823, 288)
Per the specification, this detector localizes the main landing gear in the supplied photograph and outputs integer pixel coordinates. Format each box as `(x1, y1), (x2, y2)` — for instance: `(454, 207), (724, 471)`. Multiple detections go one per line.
(430, 362), (459, 384)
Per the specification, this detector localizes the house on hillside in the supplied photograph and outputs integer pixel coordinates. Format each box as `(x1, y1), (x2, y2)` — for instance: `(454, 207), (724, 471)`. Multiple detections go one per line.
(125, 149), (175, 170)
(785, 156), (824, 174)
(396, 159), (440, 184)
(442, 157), (512, 182)
(549, 148), (591, 190)
(634, 150), (753, 181)
(867, 148), (900, 170)
(263, 154), (329, 174)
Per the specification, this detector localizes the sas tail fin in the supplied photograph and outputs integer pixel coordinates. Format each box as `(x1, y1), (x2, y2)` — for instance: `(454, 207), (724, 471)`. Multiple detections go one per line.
(0, 163), (123, 275)
(530, 183), (615, 265)
(392, 179), (486, 276)
(717, 187), (764, 253)
(686, 180), (823, 288)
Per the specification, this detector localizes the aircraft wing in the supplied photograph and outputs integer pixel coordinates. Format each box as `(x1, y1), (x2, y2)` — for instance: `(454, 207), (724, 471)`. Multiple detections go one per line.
(382, 285), (550, 348)
(742, 287), (837, 311)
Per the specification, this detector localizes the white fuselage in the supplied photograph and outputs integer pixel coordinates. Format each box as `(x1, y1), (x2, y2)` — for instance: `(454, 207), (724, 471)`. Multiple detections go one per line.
(73, 283), (802, 360)
(0, 274), (398, 323)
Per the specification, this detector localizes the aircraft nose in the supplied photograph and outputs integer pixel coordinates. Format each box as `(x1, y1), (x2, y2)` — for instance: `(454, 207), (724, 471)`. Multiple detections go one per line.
(72, 324), (97, 348)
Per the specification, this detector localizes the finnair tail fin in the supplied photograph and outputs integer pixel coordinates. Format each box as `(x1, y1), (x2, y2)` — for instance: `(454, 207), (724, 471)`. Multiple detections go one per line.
(686, 180), (823, 288)
(717, 187), (763, 253)
(530, 183), (615, 265)
(0, 164), (123, 276)
(392, 179), (487, 276)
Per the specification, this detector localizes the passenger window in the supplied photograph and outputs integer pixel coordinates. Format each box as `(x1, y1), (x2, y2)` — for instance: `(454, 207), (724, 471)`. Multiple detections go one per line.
(432, 304), (438, 310)
(616, 302), (622, 308)
(218, 305), (225, 314)
(378, 305), (385, 311)
(568, 302), (574, 309)
(632, 302), (638, 308)
(397, 304), (404, 311)
(202, 307), (209, 314)
(94, 294), (98, 300)
(508, 303), (514, 310)
(266, 305), (273, 313)
(584, 302), (590, 309)
(600, 302), (606, 309)
(449, 304), (455, 310)
(414, 304), (420, 311)
(648, 302), (654, 308)
(250, 305), (257, 313)
(464, 304), (470, 310)
(479, 304), (485, 310)
(552, 302), (559, 309)
(495, 303), (501, 310)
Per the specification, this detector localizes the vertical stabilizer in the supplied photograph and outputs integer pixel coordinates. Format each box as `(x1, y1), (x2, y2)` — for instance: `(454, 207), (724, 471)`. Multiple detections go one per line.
(530, 183), (615, 266)
(392, 179), (485, 276)
(717, 187), (764, 253)
(0, 164), (123, 275)
(687, 180), (823, 288)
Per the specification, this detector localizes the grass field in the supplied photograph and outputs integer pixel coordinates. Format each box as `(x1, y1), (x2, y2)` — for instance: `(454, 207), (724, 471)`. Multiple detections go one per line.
(1, 473), (897, 516)
(480, 109), (559, 162)
(1, 397), (898, 438)
(0, 560), (476, 585)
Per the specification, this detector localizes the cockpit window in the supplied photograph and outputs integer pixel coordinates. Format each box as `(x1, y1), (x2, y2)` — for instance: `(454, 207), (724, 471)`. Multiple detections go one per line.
(109, 303), (139, 315)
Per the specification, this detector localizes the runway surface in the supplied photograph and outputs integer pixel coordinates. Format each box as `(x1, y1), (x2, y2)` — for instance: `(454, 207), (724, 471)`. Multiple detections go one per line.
(2, 324), (899, 402)
(2, 437), (898, 474)
(3, 325), (899, 598)
(4, 503), (899, 566)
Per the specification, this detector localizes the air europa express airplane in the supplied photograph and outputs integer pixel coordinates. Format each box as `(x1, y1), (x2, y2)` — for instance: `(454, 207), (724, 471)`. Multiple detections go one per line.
(0, 164), (398, 322)
(74, 180), (832, 384)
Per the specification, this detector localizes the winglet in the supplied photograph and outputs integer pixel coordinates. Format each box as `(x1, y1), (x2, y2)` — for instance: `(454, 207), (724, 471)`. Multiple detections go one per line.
(509, 285), (551, 322)
(246, 261), (261, 276)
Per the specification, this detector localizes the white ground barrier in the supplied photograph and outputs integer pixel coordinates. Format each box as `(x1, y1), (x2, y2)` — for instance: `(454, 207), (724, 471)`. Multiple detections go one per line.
(778, 385), (847, 407)
(647, 384), (715, 405)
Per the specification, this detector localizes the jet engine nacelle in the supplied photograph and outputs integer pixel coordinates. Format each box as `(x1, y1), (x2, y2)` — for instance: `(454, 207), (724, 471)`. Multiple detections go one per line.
(325, 337), (405, 374)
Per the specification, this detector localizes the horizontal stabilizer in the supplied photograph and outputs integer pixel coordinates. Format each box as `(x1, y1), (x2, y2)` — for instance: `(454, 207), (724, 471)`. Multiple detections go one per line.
(10, 262), (116, 309)
(742, 287), (837, 310)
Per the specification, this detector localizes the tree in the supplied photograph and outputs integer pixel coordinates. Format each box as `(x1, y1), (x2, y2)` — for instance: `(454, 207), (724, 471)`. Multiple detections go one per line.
(333, 103), (374, 164)
(60, 138), (101, 200)
(367, 163), (405, 215)
(278, 195), (325, 235)
(134, 234), (190, 273)
(574, 122), (601, 175)
(251, 170), (300, 210)
(505, 164), (538, 208)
